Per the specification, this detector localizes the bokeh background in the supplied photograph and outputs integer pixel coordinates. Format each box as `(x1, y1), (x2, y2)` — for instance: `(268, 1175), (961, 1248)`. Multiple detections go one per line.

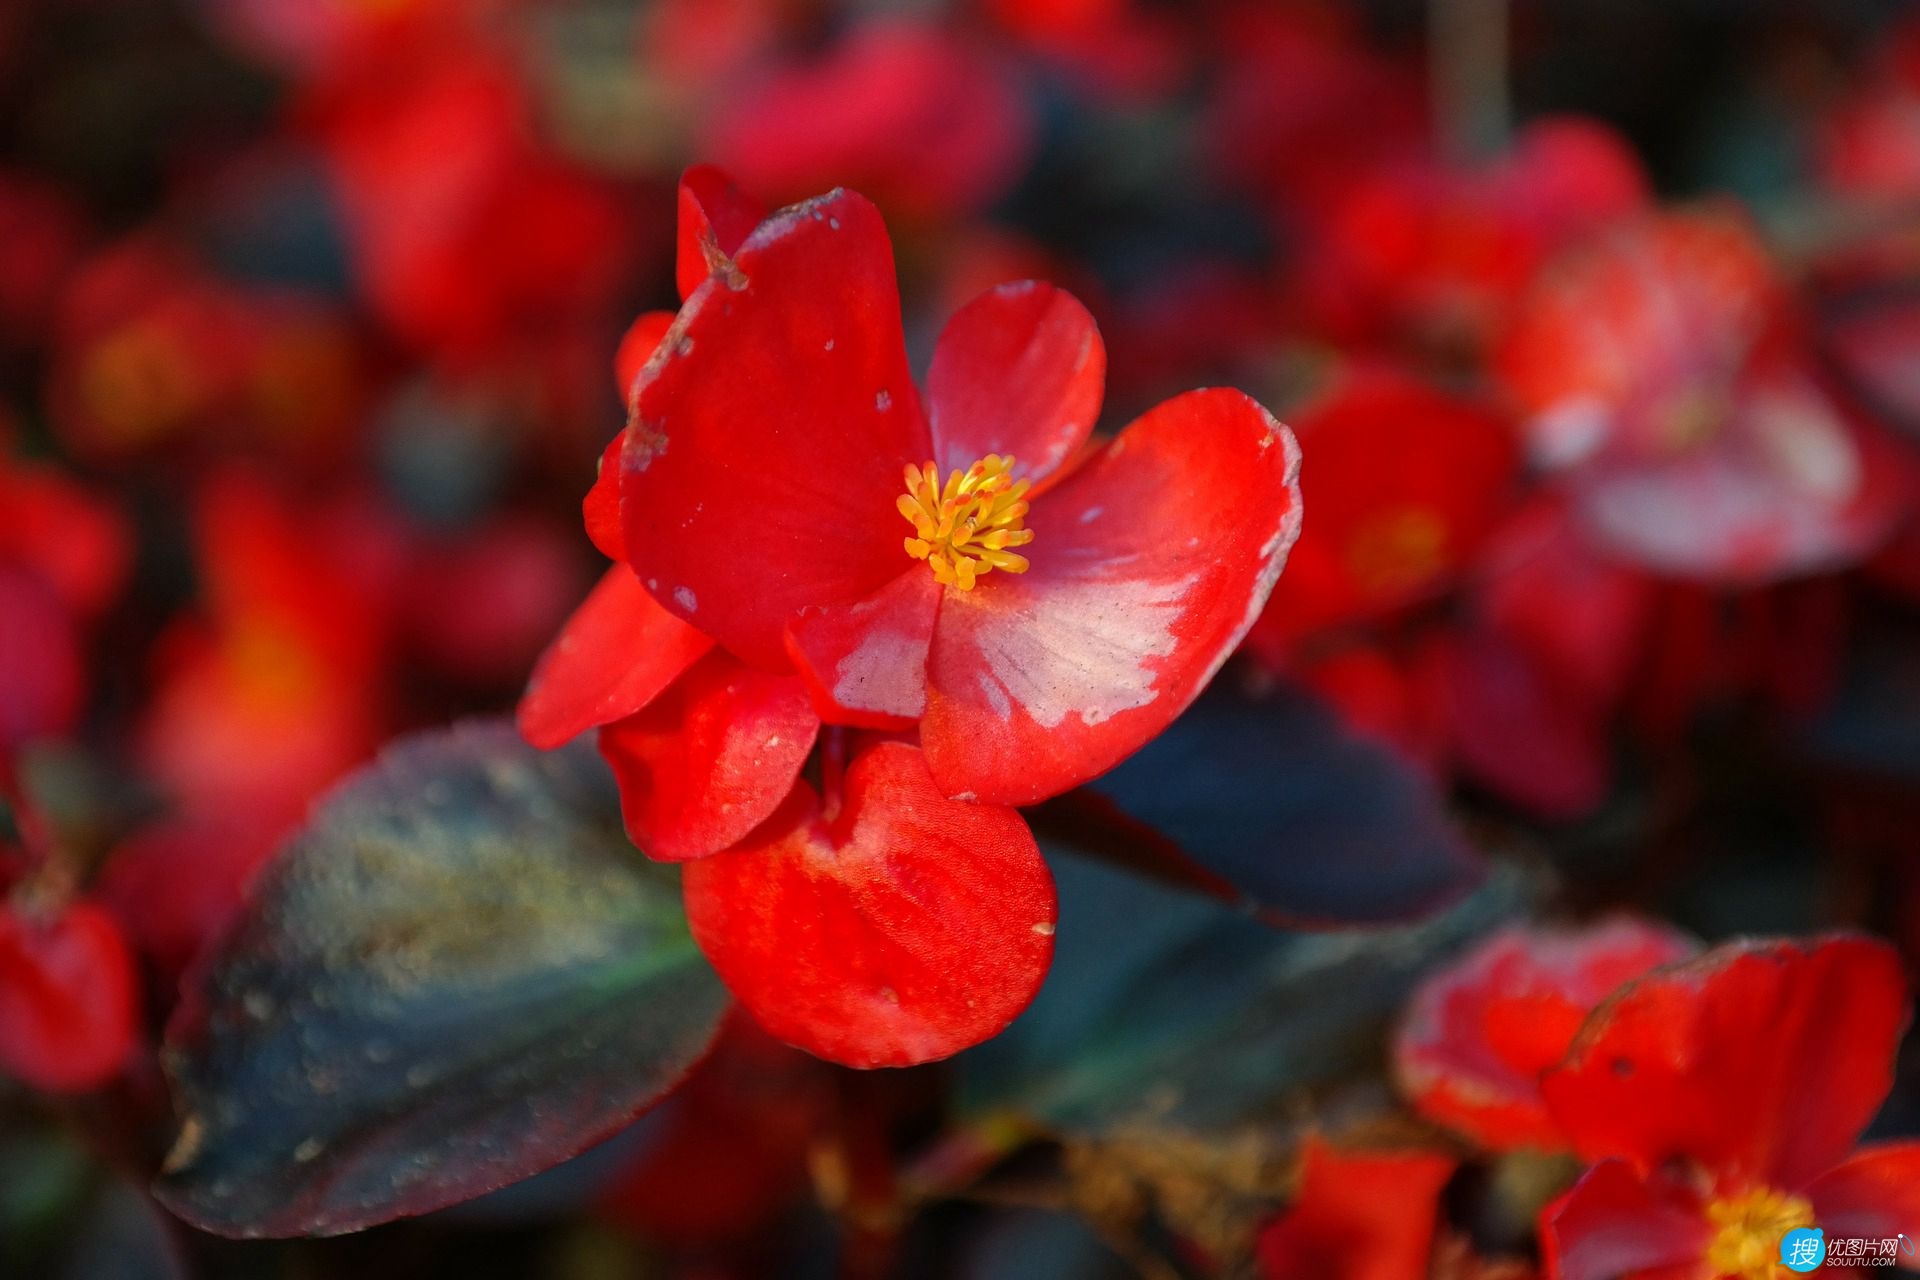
(8, 0), (1920, 1276)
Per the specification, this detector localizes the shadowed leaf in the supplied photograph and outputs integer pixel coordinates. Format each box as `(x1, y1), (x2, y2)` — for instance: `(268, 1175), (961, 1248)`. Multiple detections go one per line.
(959, 847), (1532, 1133)
(153, 722), (731, 1237)
(1032, 684), (1488, 927)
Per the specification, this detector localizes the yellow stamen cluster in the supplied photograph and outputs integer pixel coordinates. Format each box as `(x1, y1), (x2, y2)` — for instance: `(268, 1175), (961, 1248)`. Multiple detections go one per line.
(897, 454), (1035, 590)
(1705, 1186), (1816, 1280)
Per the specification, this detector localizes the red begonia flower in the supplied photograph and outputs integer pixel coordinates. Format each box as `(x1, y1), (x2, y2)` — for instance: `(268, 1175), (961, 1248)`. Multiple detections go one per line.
(596, 1012), (832, 1244)
(1539, 936), (1920, 1280)
(602, 165), (764, 509)
(1498, 207), (1911, 581)
(1471, 498), (1656, 717)
(1396, 919), (1697, 1152)
(398, 514), (588, 687)
(95, 817), (281, 988)
(1207, 6), (1427, 225)
(0, 900), (139, 1093)
(518, 566), (714, 752)
(0, 459), (130, 618)
(1247, 370), (1520, 662)
(681, 741), (1055, 1067)
(1817, 18), (1920, 204)
(620, 187), (1301, 805)
(674, 165), (767, 301)
(1297, 117), (1648, 349)
(0, 456), (128, 748)
(48, 236), (241, 459)
(1256, 1138), (1459, 1280)
(139, 471), (386, 829)
(524, 166), (792, 857)
(700, 22), (1034, 221)
(1416, 628), (1614, 822)
(303, 42), (639, 376)
(597, 650), (820, 863)
(0, 171), (86, 350)
(612, 311), (675, 407)
(0, 568), (83, 750)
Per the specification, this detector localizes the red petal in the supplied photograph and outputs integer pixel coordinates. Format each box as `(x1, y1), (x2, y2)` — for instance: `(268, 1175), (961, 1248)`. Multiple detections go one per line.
(95, 817), (279, 988)
(784, 568), (941, 728)
(681, 741), (1055, 1066)
(516, 565), (713, 750)
(1806, 1142), (1920, 1241)
(0, 901), (139, 1093)
(675, 165), (766, 301)
(1249, 371), (1519, 653)
(922, 388), (1302, 805)
(584, 433), (628, 563)
(698, 22), (1033, 221)
(926, 280), (1104, 484)
(1539, 1160), (1712, 1280)
(597, 651), (819, 862)
(621, 189), (930, 669)
(1420, 628), (1611, 821)
(0, 460), (131, 617)
(613, 309), (676, 402)
(1540, 936), (1909, 1189)
(1395, 918), (1696, 1153)
(1256, 1138), (1455, 1280)
(0, 567), (83, 750)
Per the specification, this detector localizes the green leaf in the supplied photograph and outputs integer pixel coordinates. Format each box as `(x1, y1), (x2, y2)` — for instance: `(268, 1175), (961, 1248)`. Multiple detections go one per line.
(959, 846), (1536, 1134)
(153, 722), (731, 1238)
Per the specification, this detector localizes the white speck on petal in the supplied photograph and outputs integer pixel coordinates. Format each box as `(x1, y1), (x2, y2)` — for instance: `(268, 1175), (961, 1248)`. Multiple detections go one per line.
(876, 389), (892, 412)
(1079, 506), (1104, 524)
(1032, 921), (1055, 936)
(824, 338), (835, 351)
(674, 586), (698, 612)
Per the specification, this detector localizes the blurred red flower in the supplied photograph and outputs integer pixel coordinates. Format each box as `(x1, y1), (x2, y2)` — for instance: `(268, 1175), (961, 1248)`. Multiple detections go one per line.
(48, 235), (364, 464)
(138, 469), (390, 832)
(1295, 118), (1649, 352)
(1498, 207), (1911, 581)
(0, 455), (130, 749)
(1539, 937), (1920, 1280)
(0, 899), (138, 1093)
(1258, 1137), (1535, 1280)
(520, 172), (1300, 1065)
(1248, 368), (1520, 660)
(700, 22), (1034, 222)
(1396, 918), (1697, 1153)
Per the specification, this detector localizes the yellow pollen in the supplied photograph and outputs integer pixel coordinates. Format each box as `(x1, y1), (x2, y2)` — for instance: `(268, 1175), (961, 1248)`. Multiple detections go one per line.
(1345, 506), (1450, 595)
(896, 454), (1035, 590)
(1705, 1186), (1816, 1280)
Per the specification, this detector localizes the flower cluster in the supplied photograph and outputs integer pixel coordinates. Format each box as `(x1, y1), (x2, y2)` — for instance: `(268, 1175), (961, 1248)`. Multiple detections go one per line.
(519, 170), (1303, 1065)
(1260, 929), (1920, 1280)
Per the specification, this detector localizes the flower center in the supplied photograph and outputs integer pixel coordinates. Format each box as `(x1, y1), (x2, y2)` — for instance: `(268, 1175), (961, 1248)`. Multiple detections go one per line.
(1345, 506), (1449, 595)
(1705, 1185), (1816, 1280)
(897, 454), (1035, 590)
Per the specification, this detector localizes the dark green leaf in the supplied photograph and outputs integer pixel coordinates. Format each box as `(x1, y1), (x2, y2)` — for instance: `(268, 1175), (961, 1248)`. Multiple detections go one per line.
(154, 722), (731, 1238)
(1034, 685), (1488, 927)
(959, 845), (1533, 1134)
